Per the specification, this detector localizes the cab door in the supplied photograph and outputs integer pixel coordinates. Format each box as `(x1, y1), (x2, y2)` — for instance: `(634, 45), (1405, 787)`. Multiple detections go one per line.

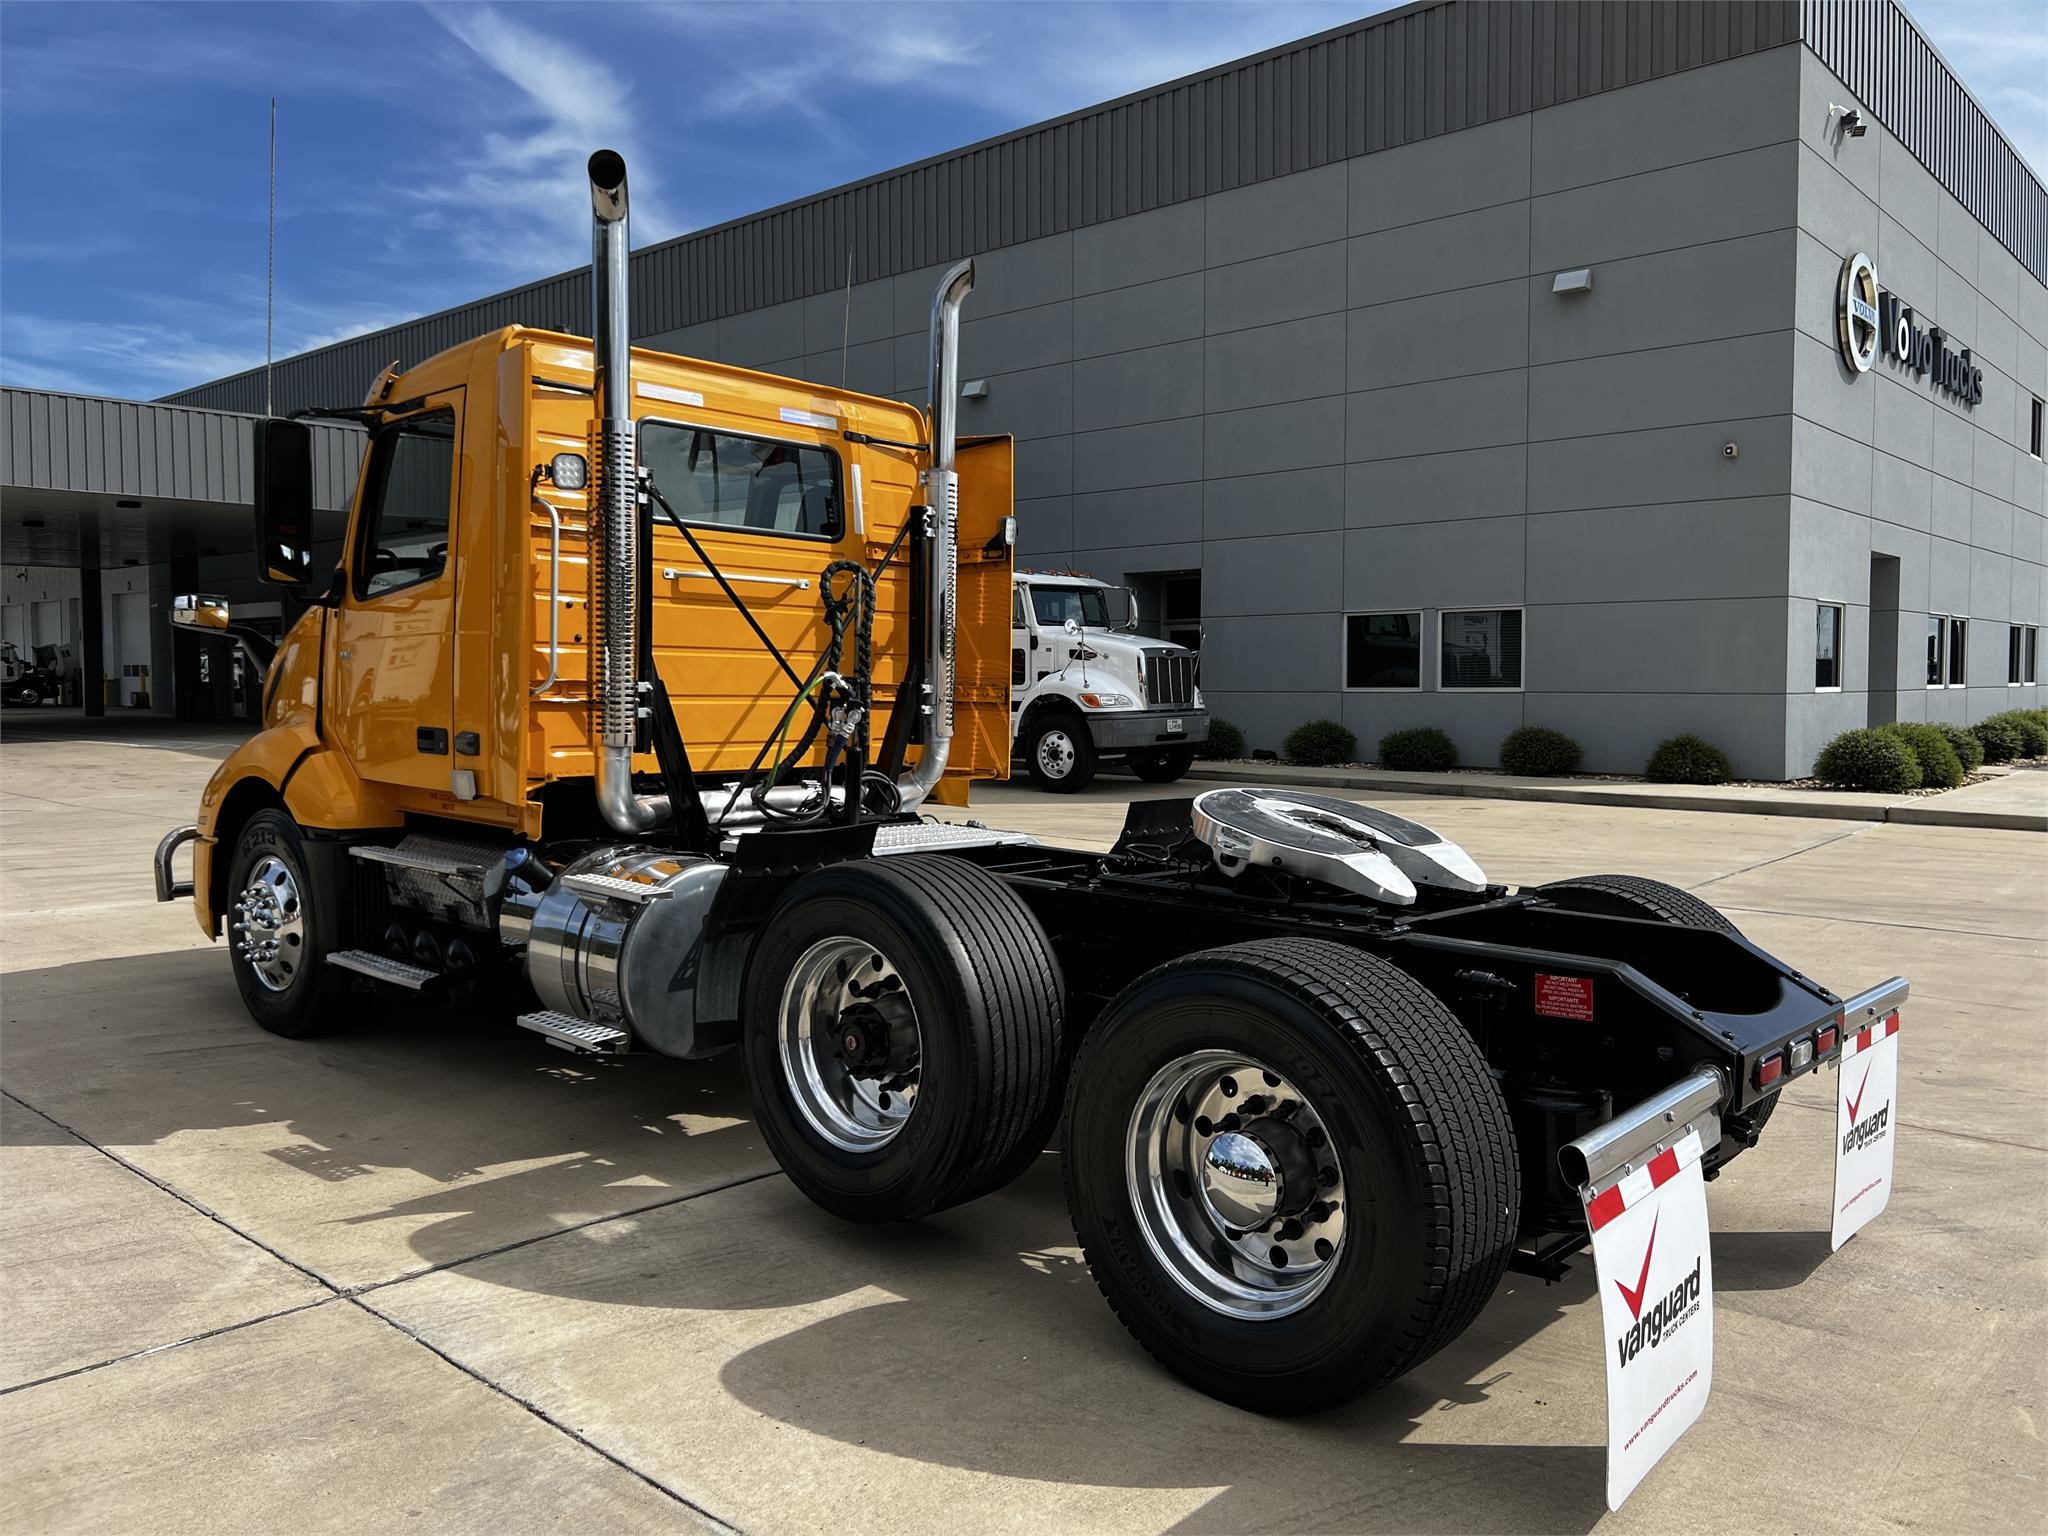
(1010, 581), (1029, 709)
(329, 392), (461, 795)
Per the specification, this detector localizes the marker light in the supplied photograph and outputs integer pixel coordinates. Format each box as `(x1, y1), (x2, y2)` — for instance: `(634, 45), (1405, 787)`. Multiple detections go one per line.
(550, 452), (589, 490)
(1815, 1020), (1840, 1056)
(1754, 1052), (1784, 1090)
(1787, 1035), (1815, 1072)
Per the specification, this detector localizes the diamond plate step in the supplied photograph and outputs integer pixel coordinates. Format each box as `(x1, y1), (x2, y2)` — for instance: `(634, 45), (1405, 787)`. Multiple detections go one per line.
(515, 1010), (629, 1054)
(561, 872), (674, 904)
(349, 836), (496, 878)
(871, 822), (1039, 855)
(325, 949), (440, 990)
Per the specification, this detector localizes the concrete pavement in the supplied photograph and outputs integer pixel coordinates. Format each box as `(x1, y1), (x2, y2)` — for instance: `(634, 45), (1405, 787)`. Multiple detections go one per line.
(2, 724), (2043, 1532)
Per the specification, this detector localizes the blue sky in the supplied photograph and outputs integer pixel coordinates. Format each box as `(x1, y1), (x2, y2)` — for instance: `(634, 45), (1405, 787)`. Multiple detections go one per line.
(1, 1), (2041, 402)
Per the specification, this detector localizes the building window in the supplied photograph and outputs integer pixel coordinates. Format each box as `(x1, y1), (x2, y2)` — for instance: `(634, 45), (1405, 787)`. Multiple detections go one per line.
(1948, 616), (1967, 687)
(2030, 627), (2040, 685)
(2032, 396), (2045, 460)
(1440, 608), (1523, 689)
(2016, 624), (2040, 685)
(1345, 612), (1423, 689)
(1926, 614), (1944, 687)
(1815, 603), (1842, 690)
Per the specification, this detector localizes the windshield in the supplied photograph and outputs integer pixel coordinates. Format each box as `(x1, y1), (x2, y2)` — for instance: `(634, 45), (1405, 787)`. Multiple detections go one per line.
(1028, 585), (1111, 628)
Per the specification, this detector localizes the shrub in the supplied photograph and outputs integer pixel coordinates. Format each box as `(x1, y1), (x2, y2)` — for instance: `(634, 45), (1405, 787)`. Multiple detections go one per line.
(1971, 715), (2026, 763)
(1645, 734), (1733, 785)
(1982, 708), (2048, 758)
(1378, 726), (1458, 772)
(1878, 721), (1965, 789)
(1196, 718), (1246, 761)
(1498, 725), (1583, 776)
(1283, 718), (1357, 767)
(1932, 721), (1984, 773)
(1814, 728), (1921, 792)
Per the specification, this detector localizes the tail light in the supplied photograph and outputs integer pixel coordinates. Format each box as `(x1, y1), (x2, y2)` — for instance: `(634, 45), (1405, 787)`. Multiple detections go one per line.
(1754, 1052), (1784, 1090)
(1787, 1035), (1815, 1072)
(1815, 1020), (1840, 1056)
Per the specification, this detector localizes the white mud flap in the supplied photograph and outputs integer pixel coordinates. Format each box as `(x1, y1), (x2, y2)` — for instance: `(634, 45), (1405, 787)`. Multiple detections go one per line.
(1832, 1009), (1901, 1249)
(1583, 1128), (1714, 1511)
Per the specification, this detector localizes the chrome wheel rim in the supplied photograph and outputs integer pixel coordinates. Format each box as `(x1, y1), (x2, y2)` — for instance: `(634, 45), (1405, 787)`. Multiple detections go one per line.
(1037, 728), (1077, 780)
(233, 855), (305, 993)
(1126, 1050), (1347, 1320)
(777, 936), (922, 1152)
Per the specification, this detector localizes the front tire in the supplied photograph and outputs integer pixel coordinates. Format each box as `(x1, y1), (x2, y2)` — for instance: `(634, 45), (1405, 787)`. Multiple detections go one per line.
(1128, 746), (1195, 783)
(1063, 938), (1519, 1414)
(1024, 711), (1097, 793)
(225, 808), (352, 1039)
(741, 855), (1065, 1223)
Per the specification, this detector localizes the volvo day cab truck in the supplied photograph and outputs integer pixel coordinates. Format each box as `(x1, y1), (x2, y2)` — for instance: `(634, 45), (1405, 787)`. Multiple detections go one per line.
(157, 153), (1905, 1490)
(1011, 571), (1207, 792)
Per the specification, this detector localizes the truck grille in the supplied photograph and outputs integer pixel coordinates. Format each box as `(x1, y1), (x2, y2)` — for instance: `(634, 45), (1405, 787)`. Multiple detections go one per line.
(1145, 650), (1197, 708)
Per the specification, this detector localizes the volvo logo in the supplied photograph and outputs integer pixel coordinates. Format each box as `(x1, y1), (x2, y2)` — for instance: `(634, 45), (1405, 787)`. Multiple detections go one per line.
(1837, 252), (1880, 373)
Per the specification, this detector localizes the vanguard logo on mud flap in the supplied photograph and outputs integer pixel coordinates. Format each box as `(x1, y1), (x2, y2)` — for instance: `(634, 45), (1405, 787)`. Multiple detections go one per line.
(1841, 1063), (1891, 1154)
(1612, 1216), (1704, 1369)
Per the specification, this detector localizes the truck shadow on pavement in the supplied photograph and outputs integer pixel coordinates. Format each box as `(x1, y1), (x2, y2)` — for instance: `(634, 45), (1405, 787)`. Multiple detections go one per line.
(1, 945), (1833, 1532)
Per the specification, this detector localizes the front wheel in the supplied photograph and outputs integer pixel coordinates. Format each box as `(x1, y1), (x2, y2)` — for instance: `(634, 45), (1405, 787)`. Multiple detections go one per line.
(1128, 745), (1195, 783)
(226, 808), (353, 1039)
(1024, 712), (1097, 793)
(741, 855), (1066, 1223)
(1063, 938), (1519, 1413)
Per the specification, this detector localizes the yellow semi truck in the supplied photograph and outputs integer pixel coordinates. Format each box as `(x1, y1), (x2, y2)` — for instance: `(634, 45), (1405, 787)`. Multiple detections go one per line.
(156, 151), (1904, 1426)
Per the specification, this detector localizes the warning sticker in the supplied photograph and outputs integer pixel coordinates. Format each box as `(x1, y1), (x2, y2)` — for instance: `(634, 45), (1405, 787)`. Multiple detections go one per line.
(1535, 973), (1595, 1021)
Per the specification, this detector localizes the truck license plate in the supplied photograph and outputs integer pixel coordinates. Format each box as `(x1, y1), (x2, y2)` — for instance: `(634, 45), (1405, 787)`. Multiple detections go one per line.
(1166, 717), (1183, 733)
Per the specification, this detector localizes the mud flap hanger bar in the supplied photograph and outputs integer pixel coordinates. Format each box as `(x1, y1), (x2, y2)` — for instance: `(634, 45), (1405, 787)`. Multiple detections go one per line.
(1561, 1067), (1723, 1196)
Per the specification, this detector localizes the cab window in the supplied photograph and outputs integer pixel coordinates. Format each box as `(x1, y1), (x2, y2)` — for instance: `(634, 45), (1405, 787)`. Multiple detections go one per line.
(639, 421), (841, 539)
(354, 410), (456, 599)
(1029, 584), (1110, 628)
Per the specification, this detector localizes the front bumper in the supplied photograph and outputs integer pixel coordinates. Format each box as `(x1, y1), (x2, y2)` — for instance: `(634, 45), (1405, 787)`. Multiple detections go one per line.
(154, 824), (200, 902)
(1090, 708), (1209, 751)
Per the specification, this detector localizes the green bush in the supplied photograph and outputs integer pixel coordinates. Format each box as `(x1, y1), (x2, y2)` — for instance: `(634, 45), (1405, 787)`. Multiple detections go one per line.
(1497, 725), (1583, 776)
(1644, 734), (1733, 785)
(1932, 721), (1984, 772)
(1196, 718), (1246, 761)
(1815, 728), (1921, 792)
(1378, 726), (1458, 772)
(1982, 708), (2048, 758)
(1283, 718), (1357, 767)
(1878, 721), (1965, 789)
(1971, 715), (2027, 763)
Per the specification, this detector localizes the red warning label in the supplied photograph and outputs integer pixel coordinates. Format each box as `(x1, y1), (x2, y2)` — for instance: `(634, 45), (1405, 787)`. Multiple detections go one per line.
(1536, 973), (1596, 1021)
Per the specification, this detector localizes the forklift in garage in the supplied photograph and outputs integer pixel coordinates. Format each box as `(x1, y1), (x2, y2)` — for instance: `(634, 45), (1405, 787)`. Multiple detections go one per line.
(156, 151), (1906, 1460)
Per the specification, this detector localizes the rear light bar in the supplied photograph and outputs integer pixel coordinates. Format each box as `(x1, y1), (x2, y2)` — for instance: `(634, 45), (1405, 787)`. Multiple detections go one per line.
(1787, 1035), (1815, 1072)
(1815, 1019), (1840, 1056)
(1754, 1052), (1784, 1090)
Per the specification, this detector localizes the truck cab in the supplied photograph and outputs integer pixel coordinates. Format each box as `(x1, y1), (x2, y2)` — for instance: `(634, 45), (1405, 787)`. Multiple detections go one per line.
(1011, 570), (1208, 792)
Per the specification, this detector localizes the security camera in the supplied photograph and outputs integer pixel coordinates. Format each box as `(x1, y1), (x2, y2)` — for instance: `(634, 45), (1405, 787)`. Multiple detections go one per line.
(1831, 104), (1867, 137)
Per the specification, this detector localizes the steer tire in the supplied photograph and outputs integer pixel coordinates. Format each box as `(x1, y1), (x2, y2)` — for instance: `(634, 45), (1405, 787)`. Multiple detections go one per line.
(1062, 937), (1519, 1414)
(1536, 873), (1738, 933)
(742, 854), (1065, 1224)
(1128, 746), (1196, 783)
(225, 809), (354, 1040)
(1024, 710), (1097, 793)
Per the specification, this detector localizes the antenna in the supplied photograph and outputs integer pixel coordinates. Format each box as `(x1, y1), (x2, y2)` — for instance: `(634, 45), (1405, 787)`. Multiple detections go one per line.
(265, 97), (276, 416)
(839, 246), (853, 387)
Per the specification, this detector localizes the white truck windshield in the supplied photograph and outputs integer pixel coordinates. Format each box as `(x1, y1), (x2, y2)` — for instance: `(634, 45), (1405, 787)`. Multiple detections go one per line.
(1028, 585), (1111, 628)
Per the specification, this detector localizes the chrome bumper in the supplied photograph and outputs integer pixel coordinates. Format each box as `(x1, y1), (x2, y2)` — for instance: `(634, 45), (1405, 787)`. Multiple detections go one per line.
(154, 824), (199, 902)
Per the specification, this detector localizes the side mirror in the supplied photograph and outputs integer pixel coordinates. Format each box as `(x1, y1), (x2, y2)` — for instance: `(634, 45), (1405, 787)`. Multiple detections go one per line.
(1121, 585), (1142, 632)
(172, 594), (231, 631)
(1064, 616), (1081, 637)
(253, 418), (316, 586)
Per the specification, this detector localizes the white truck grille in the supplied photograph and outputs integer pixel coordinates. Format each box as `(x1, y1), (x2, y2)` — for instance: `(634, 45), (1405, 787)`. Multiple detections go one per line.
(1145, 650), (1198, 708)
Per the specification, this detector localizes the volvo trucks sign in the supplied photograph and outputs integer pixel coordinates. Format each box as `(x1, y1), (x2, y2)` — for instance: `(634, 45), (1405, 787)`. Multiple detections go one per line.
(1838, 251), (1982, 405)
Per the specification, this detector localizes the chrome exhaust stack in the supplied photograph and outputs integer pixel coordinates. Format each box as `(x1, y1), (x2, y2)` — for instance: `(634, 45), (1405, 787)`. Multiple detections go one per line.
(587, 149), (669, 835)
(900, 258), (975, 808)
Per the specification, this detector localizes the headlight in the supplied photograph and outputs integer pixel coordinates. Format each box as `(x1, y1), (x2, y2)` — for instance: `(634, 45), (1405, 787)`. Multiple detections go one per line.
(1078, 692), (1133, 708)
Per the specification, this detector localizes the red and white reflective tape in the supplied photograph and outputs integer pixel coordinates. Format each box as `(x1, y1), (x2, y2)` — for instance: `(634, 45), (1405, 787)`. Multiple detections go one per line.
(1840, 1010), (1900, 1060)
(1585, 1129), (1706, 1232)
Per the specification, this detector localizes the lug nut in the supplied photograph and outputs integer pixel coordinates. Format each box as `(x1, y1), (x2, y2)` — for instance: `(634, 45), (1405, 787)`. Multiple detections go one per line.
(1273, 1099), (1299, 1119)
(1317, 1165), (1339, 1188)
(1280, 1218), (1304, 1241)
(1240, 1094), (1267, 1115)
(1305, 1126), (1327, 1149)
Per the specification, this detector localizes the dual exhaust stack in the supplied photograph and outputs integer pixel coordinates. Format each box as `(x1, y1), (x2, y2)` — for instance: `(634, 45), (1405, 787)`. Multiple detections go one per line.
(583, 150), (971, 834)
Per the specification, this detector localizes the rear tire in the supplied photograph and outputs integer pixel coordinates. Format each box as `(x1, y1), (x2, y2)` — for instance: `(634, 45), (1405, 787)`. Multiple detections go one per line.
(225, 809), (353, 1039)
(1535, 873), (1737, 933)
(742, 855), (1065, 1223)
(1024, 711), (1097, 793)
(1062, 938), (1519, 1413)
(1128, 746), (1195, 783)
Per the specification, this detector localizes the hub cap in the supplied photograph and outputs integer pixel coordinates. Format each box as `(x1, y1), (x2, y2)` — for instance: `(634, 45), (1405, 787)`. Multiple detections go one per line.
(1126, 1050), (1348, 1319)
(232, 855), (305, 993)
(778, 936), (922, 1152)
(1037, 728), (1077, 780)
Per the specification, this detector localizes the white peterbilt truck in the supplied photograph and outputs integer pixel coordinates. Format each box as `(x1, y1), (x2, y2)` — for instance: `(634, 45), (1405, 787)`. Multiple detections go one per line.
(1011, 570), (1208, 792)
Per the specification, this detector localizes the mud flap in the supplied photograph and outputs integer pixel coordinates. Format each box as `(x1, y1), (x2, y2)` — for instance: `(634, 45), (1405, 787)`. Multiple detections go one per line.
(1832, 1010), (1901, 1250)
(1582, 1128), (1714, 1511)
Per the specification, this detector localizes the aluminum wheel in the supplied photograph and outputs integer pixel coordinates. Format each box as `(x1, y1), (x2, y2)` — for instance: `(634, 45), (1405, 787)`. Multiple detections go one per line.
(232, 855), (305, 993)
(1036, 727), (1078, 781)
(1126, 1050), (1348, 1320)
(777, 935), (923, 1153)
